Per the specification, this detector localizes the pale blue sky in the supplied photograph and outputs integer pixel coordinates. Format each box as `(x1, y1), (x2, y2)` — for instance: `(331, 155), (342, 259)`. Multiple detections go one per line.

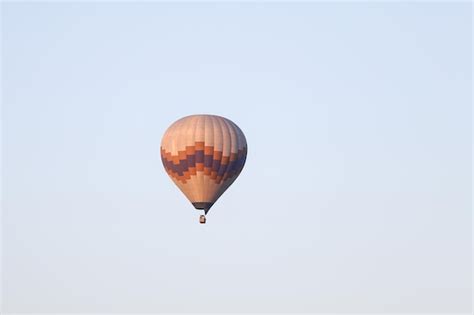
(2, 2), (472, 313)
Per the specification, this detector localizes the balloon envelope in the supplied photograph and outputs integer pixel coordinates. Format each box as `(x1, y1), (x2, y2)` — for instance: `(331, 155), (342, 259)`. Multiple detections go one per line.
(161, 115), (247, 214)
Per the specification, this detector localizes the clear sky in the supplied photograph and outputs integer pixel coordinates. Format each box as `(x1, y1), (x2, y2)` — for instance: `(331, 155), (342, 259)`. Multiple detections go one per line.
(2, 2), (472, 313)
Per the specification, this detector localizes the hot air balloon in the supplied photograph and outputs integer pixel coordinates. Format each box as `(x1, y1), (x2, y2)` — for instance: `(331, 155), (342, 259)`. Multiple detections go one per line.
(161, 115), (247, 224)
